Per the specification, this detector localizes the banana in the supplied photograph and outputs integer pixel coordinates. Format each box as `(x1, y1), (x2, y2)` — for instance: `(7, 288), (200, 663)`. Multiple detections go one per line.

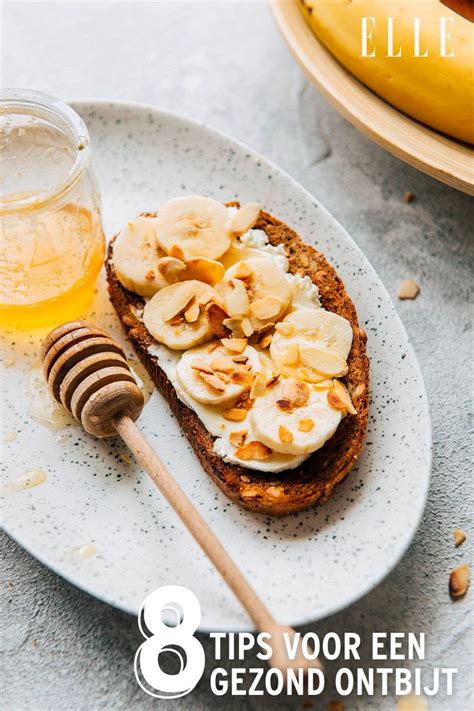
(223, 257), (291, 331)
(270, 308), (352, 382)
(113, 215), (168, 297)
(249, 378), (342, 455)
(143, 280), (224, 350)
(154, 195), (231, 260)
(176, 344), (262, 406)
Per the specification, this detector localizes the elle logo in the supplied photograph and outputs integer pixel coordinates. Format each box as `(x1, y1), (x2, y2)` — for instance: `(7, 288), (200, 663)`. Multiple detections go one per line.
(361, 17), (456, 57)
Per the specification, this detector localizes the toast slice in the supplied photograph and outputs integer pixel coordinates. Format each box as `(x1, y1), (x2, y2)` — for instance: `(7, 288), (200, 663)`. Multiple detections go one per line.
(105, 207), (369, 516)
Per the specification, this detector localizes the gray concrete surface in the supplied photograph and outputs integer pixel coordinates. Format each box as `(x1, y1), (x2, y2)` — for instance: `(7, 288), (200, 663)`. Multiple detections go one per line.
(1, 2), (472, 709)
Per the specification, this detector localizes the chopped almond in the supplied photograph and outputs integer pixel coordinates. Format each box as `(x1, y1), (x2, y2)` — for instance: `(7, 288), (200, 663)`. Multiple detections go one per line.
(449, 564), (470, 598)
(241, 317), (254, 337)
(250, 375), (266, 400)
(191, 358), (213, 374)
(453, 528), (467, 547)
(275, 321), (295, 337)
(223, 408), (248, 422)
(157, 256), (186, 283)
(230, 370), (254, 387)
(259, 331), (273, 349)
(215, 371), (230, 383)
(169, 244), (185, 260)
(266, 372), (280, 388)
(207, 340), (220, 353)
(198, 371), (226, 392)
(327, 380), (357, 414)
(184, 298), (200, 323)
(220, 337), (247, 354)
(298, 418), (314, 432)
(230, 430), (248, 447)
(280, 343), (299, 366)
(185, 257), (225, 286)
(231, 355), (249, 363)
(235, 440), (272, 460)
(211, 356), (237, 373)
(240, 474), (251, 483)
(280, 379), (310, 408)
(279, 425), (293, 443)
(162, 282), (196, 322)
(232, 262), (253, 280)
(250, 295), (283, 321)
(398, 279), (420, 300)
(206, 302), (230, 338)
(145, 269), (155, 281)
(276, 398), (291, 411)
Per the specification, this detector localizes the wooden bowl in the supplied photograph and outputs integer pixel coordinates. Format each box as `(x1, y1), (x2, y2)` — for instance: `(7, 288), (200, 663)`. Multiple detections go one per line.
(269, 0), (474, 195)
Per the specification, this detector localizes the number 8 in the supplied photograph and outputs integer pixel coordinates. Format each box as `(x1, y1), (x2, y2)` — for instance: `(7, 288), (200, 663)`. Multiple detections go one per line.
(134, 585), (205, 699)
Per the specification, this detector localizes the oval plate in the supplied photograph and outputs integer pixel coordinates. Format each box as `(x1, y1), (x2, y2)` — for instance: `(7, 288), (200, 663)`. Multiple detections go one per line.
(1, 101), (431, 630)
(270, 0), (474, 196)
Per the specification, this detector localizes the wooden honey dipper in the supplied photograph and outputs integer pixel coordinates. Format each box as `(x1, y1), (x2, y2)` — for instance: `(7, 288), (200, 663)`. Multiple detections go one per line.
(41, 321), (320, 672)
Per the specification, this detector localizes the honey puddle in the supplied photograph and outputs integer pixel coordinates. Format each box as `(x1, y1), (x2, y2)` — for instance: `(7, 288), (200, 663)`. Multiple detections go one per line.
(71, 544), (97, 561)
(26, 367), (75, 431)
(1, 468), (47, 496)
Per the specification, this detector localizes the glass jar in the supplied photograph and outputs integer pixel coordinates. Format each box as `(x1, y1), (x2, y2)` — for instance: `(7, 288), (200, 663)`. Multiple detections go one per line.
(0, 89), (105, 329)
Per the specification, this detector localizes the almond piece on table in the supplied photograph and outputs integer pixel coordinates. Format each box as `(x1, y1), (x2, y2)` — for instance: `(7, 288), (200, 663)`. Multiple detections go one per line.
(184, 257), (225, 286)
(278, 425), (293, 443)
(453, 528), (467, 547)
(234, 440), (272, 460)
(449, 563), (470, 598)
(227, 202), (262, 235)
(162, 283), (196, 322)
(327, 379), (357, 415)
(198, 371), (226, 392)
(298, 418), (314, 432)
(229, 430), (248, 448)
(220, 337), (247, 354)
(222, 408), (248, 422)
(250, 295), (283, 321)
(398, 279), (420, 300)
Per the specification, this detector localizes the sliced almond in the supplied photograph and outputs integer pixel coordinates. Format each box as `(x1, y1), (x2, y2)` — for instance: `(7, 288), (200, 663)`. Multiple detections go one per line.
(225, 278), (250, 316)
(278, 425), (293, 443)
(398, 279), (420, 300)
(275, 321), (295, 337)
(231, 355), (249, 363)
(198, 371), (226, 392)
(232, 262), (254, 281)
(220, 337), (247, 354)
(280, 343), (300, 366)
(312, 379), (333, 391)
(207, 340), (220, 353)
(157, 256), (187, 283)
(449, 563), (470, 598)
(230, 370), (254, 387)
(298, 418), (315, 432)
(327, 379), (357, 414)
(184, 298), (200, 323)
(299, 345), (347, 377)
(222, 407), (248, 422)
(241, 317), (254, 337)
(227, 202), (262, 235)
(280, 379), (310, 408)
(229, 430), (248, 448)
(206, 302), (230, 338)
(191, 358), (213, 374)
(259, 331), (273, 349)
(250, 295), (283, 321)
(185, 257), (225, 286)
(162, 282), (196, 322)
(453, 528), (467, 547)
(169, 243), (185, 260)
(215, 371), (230, 383)
(223, 316), (254, 338)
(234, 440), (272, 460)
(210, 356), (237, 373)
(266, 372), (280, 388)
(250, 374), (266, 400)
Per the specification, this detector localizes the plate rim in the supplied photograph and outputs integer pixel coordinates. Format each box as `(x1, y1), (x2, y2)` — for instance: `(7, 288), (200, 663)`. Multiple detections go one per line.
(269, 0), (474, 196)
(3, 98), (433, 630)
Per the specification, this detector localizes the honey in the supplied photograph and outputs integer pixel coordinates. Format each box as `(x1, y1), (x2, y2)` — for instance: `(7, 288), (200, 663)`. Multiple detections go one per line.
(0, 202), (105, 328)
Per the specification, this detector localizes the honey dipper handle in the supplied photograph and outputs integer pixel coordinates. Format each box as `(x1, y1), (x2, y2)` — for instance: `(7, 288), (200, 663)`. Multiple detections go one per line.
(114, 414), (277, 632)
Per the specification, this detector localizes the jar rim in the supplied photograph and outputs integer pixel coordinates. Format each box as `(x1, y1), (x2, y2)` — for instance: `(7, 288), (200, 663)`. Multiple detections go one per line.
(0, 89), (91, 213)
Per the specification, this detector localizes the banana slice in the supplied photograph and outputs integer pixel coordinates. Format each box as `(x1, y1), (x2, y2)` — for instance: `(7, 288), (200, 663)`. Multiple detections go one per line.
(176, 344), (261, 405)
(143, 280), (223, 350)
(224, 257), (291, 331)
(249, 378), (342, 455)
(154, 195), (231, 260)
(270, 308), (352, 382)
(113, 215), (167, 296)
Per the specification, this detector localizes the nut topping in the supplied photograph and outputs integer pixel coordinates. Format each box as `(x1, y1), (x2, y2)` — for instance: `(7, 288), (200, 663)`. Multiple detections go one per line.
(327, 379), (357, 415)
(222, 408), (248, 422)
(220, 337), (247, 354)
(229, 430), (248, 447)
(198, 371), (226, 392)
(250, 295), (283, 321)
(280, 379), (310, 408)
(298, 418), (315, 432)
(234, 440), (272, 460)
(449, 563), (470, 598)
(157, 256), (187, 283)
(162, 282), (196, 322)
(205, 302), (230, 338)
(278, 425), (293, 443)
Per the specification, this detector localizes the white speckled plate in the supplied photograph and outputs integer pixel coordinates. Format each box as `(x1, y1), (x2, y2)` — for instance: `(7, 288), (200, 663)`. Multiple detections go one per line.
(1, 100), (431, 630)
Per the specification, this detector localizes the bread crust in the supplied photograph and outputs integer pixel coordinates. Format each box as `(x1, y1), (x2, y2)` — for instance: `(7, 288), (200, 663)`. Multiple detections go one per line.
(105, 208), (369, 516)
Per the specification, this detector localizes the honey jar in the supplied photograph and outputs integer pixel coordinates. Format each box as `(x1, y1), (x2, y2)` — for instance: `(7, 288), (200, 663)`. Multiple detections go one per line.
(0, 90), (105, 329)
